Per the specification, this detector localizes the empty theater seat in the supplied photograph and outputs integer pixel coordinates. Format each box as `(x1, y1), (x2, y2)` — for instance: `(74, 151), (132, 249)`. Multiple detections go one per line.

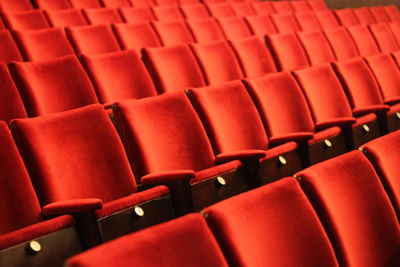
(353, 7), (375, 24)
(188, 81), (302, 185)
(294, 11), (322, 31)
(385, 5), (400, 22)
(206, 3), (236, 18)
(66, 25), (121, 55)
(389, 22), (400, 45)
(152, 20), (195, 46)
(142, 45), (206, 93)
(270, 13), (301, 33)
(13, 28), (75, 61)
(180, 4), (211, 19)
(369, 23), (400, 53)
(290, 1), (312, 12)
(323, 27), (359, 60)
(271, 1), (294, 13)
(119, 7), (156, 22)
(251, 1), (274, 16)
(230, 2), (255, 17)
(69, 0), (102, 9)
(44, 9), (88, 27)
(296, 151), (400, 267)
(204, 178), (339, 267)
(186, 18), (225, 43)
(130, 0), (154, 7)
(369, 6), (390, 23)
(0, 30), (23, 63)
(112, 22), (162, 51)
(11, 104), (175, 247)
(113, 91), (250, 212)
(81, 50), (158, 103)
(102, 0), (132, 8)
(10, 55), (99, 117)
(152, 6), (184, 21)
(217, 17), (252, 39)
(346, 24), (380, 56)
(0, 0), (34, 13)
(66, 214), (228, 267)
(83, 8), (123, 24)
(297, 30), (336, 65)
(0, 122), (82, 267)
(334, 9), (360, 26)
(244, 15), (277, 36)
(314, 10), (340, 29)
(3, 10), (50, 31)
(34, 0), (72, 10)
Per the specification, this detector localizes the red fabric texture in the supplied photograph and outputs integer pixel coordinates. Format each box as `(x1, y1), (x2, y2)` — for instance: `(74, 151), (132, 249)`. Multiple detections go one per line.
(188, 81), (270, 154)
(66, 24), (121, 55)
(245, 72), (315, 144)
(4, 10), (50, 30)
(114, 91), (216, 179)
(270, 13), (301, 34)
(293, 64), (355, 129)
(181, 4), (211, 19)
(0, 215), (75, 251)
(389, 22), (400, 45)
(297, 151), (400, 267)
(294, 12), (322, 31)
(142, 45), (206, 93)
(0, 30), (23, 62)
(204, 178), (339, 267)
(141, 171), (196, 185)
(291, 1), (312, 12)
(112, 22), (161, 51)
(369, 6), (391, 23)
(35, 0), (71, 10)
(323, 27), (359, 60)
(0, 63), (27, 122)
(386, 6), (400, 22)
(315, 10), (340, 28)
(13, 28), (75, 61)
(217, 17), (252, 40)
(67, 214), (228, 267)
(369, 23), (400, 53)
(186, 18), (225, 44)
(69, 0), (102, 8)
(353, 7), (375, 24)
(96, 186), (170, 218)
(265, 33), (309, 71)
(334, 8), (359, 26)
(309, 0), (328, 10)
(297, 30), (336, 65)
(272, 1), (293, 13)
(229, 36), (277, 78)
(0, 0), (33, 12)
(152, 6), (184, 21)
(83, 8), (123, 24)
(10, 55), (98, 116)
(42, 199), (103, 216)
(12, 104), (138, 205)
(45, 9), (88, 27)
(251, 2), (274, 15)
(206, 3), (236, 18)
(230, 2), (255, 17)
(81, 49), (157, 104)
(102, 0), (131, 8)
(346, 24), (380, 56)
(119, 7), (156, 23)
(191, 160), (242, 184)
(215, 150), (266, 164)
(190, 41), (244, 85)
(152, 20), (195, 46)
(244, 15), (277, 36)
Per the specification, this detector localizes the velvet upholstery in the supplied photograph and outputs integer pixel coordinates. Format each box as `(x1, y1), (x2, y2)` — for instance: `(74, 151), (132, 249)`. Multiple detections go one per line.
(369, 6), (390, 23)
(385, 5), (400, 22)
(152, 6), (184, 21)
(13, 28), (75, 61)
(334, 8), (359, 26)
(4, 10), (50, 30)
(0, 30), (23, 63)
(83, 8), (123, 24)
(205, 178), (339, 267)
(10, 55), (98, 116)
(323, 27), (359, 60)
(230, 2), (255, 17)
(229, 36), (277, 78)
(45, 9), (88, 27)
(35, 0), (71, 10)
(190, 41), (244, 85)
(251, 1), (274, 15)
(66, 25), (121, 55)
(102, 0), (132, 8)
(67, 214), (228, 267)
(244, 15), (277, 36)
(152, 20), (195, 46)
(270, 13), (301, 33)
(112, 22), (161, 51)
(217, 17), (252, 39)
(369, 23), (400, 53)
(70, 0), (102, 9)
(0, 0), (33, 12)
(181, 4), (211, 19)
(130, 0), (153, 7)
(119, 7), (156, 22)
(294, 12), (322, 31)
(297, 151), (400, 267)
(309, 0), (328, 11)
(81, 49), (157, 104)
(142, 45), (206, 93)
(353, 7), (375, 24)
(206, 3), (236, 18)
(186, 18), (225, 43)
(315, 10), (340, 28)
(297, 30), (336, 65)
(346, 24), (380, 56)
(291, 1), (312, 12)
(389, 22), (400, 45)
(271, 1), (293, 13)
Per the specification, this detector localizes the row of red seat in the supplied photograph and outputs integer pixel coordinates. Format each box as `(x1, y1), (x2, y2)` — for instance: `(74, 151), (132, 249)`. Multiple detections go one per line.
(67, 129), (400, 266)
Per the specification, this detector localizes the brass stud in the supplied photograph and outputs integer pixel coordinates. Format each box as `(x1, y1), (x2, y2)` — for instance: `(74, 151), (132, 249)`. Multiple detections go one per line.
(216, 176), (226, 186)
(324, 139), (332, 148)
(28, 241), (41, 254)
(362, 124), (370, 133)
(396, 112), (400, 120)
(278, 155), (287, 165)
(134, 206), (144, 217)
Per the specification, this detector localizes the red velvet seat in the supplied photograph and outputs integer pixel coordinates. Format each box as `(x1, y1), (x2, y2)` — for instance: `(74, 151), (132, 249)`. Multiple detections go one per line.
(251, 1), (274, 16)
(334, 9), (360, 26)
(11, 104), (175, 246)
(265, 33), (309, 71)
(217, 17), (252, 39)
(45, 9), (88, 27)
(206, 3), (236, 18)
(314, 10), (340, 29)
(152, 6), (184, 21)
(70, 0), (102, 9)
(244, 15), (277, 36)
(293, 64), (381, 148)
(385, 5), (400, 22)
(188, 81), (302, 185)
(114, 91), (250, 212)
(186, 18), (225, 43)
(180, 4), (211, 19)
(66, 214), (228, 267)
(204, 178), (339, 267)
(142, 45), (206, 93)
(112, 22), (161, 51)
(0, 63), (27, 122)
(245, 72), (348, 165)
(0, 0), (33, 13)
(81, 50), (157, 104)
(10, 55), (99, 117)
(34, 0), (72, 10)
(297, 30), (336, 65)
(389, 22), (400, 45)
(323, 27), (359, 60)
(83, 8), (123, 24)
(102, 0), (131, 8)
(229, 36), (277, 78)
(66, 25), (121, 55)
(296, 151), (400, 267)
(270, 13), (301, 33)
(230, 2), (255, 17)
(152, 20), (195, 46)
(119, 7), (156, 22)
(0, 30), (23, 63)
(0, 121), (82, 266)
(294, 11), (322, 31)
(308, 0), (327, 11)
(190, 40), (244, 85)
(369, 6), (391, 23)
(3, 10), (50, 31)
(369, 23), (400, 53)
(179, 0), (200, 5)
(130, 0), (154, 7)
(353, 7), (375, 24)
(271, 1), (293, 13)
(153, 0), (178, 5)
(13, 28), (75, 61)
(346, 24), (380, 56)
(290, 0), (312, 12)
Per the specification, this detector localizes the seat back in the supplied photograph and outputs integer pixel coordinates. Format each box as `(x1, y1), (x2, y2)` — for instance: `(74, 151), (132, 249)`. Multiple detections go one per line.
(0, 30), (23, 63)
(0, 0), (34, 12)
(70, 0), (102, 9)
(217, 17), (252, 39)
(34, 0), (72, 10)
(119, 7), (156, 23)
(270, 13), (301, 33)
(297, 30), (336, 65)
(334, 9), (359, 26)
(186, 18), (225, 43)
(152, 20), (195, 46)
(180, 4), (211, 19)
(323, 27), (359, 60)
(4, 10), (50, 30)
(45, 9), (88, 27)
(369, 6), (390, 23)
(83, 8), (123, 24)
(251, 1), (274, 16)
(206, 3), (236, 18)
(315, 10), (340, 29)
(244, 15), (277, 36)
(152, 6), (184, 21)
(230, 2), (255, 17)
(353, 7), (375, 24)
(291, 1), (312, 12)
(294, 11), (322, 31)
(102, 0), (132, 8)
(369, 23), (400, 53)
(272, 1), (293, 13)
(112, 22), (162, 51)
(346, 24), (380, 56)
